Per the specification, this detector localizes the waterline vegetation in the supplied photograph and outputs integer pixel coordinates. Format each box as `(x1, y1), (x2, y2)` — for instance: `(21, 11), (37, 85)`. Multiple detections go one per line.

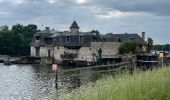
(56, 67), (170, 100)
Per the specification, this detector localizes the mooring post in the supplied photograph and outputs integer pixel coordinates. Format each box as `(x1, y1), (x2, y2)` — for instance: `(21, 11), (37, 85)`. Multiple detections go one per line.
(55, 71), (58, 90)
(52, 64), (58, 90)
(129, 56), (134, 75)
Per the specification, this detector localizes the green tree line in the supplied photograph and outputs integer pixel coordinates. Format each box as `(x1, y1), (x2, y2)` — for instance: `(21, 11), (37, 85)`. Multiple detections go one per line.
(0, 24), (39, 56)
(153, 44), (170, 51)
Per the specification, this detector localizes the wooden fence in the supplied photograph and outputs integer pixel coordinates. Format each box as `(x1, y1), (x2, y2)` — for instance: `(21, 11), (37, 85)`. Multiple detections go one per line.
(55, 62), (134, 91)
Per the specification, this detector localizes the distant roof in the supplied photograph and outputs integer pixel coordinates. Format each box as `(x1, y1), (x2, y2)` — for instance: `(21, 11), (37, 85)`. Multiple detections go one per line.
(36, 29), (59, 34)
(70, 21), (79, 28)
(57, 31), (93, 35)
(104, 33), (146, 45)
(35, 29), (59, 37)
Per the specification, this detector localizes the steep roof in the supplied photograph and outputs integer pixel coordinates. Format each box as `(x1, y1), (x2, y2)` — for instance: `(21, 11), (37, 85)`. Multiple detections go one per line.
(70, 21), (79, 28)
(104, 33), (146, 45)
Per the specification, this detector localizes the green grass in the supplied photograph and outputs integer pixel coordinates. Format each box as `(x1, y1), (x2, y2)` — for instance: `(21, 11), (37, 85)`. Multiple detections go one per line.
(56, 67), (170, 100)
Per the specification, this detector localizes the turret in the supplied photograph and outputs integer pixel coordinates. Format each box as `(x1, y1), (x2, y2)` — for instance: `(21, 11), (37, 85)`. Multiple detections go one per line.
(70, 21), (79, 33)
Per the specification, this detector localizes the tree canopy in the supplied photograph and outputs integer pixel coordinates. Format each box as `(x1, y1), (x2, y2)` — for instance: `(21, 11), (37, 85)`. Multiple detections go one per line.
(0, 24), (38, 56)
(119, 41), (138, 54)
(146, 37), (153, 53)
(153, 44), (170, 51)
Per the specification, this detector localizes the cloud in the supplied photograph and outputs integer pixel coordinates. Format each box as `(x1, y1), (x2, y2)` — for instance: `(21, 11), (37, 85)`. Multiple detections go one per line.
(0, 0), (169, 44)
(75, 0), (88, 4)
(0, 11), (9, 15)
(96, 10), (152, 20)
(46, 0), (58, 4)
(89, 0), (170, 16)
(0, 0), (25, 5)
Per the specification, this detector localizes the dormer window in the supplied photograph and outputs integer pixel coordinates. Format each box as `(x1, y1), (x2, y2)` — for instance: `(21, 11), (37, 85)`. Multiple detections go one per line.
(35, 36), (40, 41)
(44, 38), (52, 45)
(79, 36), (83, 43)
(59, 36), (62, 42)
(66, 36), (70, 43)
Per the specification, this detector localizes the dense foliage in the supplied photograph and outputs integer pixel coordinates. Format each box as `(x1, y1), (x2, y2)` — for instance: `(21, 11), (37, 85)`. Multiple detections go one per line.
(146, 37), (153, 53)
(153, 44), (170, 51)
(0, 24), (38, 56)
(60, 67), (170, 100)
(119, 41), (138, 54)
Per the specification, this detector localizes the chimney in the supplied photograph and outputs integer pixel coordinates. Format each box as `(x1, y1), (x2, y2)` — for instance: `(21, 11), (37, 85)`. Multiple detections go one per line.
(142, 32), (145, 41)
(45, 27), (50, 32)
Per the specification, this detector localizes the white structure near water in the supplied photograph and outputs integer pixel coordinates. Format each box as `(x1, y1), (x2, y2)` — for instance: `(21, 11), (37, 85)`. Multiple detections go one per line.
(30, 21), (146, 65)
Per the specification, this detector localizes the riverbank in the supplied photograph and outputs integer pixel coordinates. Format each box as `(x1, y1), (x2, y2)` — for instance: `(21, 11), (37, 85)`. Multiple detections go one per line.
(56, 67), (170, 100)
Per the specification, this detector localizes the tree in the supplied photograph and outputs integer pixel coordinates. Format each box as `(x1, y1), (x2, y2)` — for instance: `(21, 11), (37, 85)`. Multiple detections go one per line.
(91, 30), (100, 42)
(164, 44), (170, 54)
(12, 24), (24, 33)
(97, 48), (103, 65)
(119, 41), (137, 54)
(147, 38), (153, 53)
(100, 37), (107, 42)
(0, 25), (9, 31)
(0, 24), (38, 56)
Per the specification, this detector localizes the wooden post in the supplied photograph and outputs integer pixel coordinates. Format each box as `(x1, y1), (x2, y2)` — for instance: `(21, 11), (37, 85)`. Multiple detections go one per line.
(53, 64), (58, 90)
(55, 71), (58, 90)
(129, 56), (134, 75)
(162, 57), (164, 67)
(159, 52), (164, 67)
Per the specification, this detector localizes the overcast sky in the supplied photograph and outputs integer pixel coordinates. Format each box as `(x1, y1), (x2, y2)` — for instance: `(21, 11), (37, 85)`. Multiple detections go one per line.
(0, 0), (170, 44)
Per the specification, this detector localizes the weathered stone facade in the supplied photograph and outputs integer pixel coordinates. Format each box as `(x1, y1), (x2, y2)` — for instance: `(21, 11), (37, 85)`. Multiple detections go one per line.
(30, 21), (146, 65)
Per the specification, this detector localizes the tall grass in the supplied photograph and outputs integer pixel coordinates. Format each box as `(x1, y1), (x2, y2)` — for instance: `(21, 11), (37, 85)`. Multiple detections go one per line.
(57, 67), (170, 100)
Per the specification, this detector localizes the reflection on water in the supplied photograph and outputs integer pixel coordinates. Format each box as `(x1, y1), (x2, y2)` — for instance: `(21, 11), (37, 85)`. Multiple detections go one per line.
(57, 67), (114, 94)
(0, 63), (116, 100)
(0, 64), (56, 100)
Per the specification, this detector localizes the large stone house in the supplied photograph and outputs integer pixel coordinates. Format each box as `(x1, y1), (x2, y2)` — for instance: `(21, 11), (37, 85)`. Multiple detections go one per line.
(30, 21), (146, 65)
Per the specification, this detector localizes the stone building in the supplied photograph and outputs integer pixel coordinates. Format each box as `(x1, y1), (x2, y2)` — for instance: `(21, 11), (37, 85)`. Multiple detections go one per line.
(30, 21), (146, 65)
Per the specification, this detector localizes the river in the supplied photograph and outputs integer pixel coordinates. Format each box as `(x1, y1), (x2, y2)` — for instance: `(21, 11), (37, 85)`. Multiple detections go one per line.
(0, 63), (56, 100)
(0, 63), (116, 100)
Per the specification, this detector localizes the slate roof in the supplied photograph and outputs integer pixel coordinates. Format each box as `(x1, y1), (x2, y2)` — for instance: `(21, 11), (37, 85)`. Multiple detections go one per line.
(70, 21), (79, 28)
(57, 31), (94, 36)
(104, 33), (146, 45)
(34, 29), (60, 37)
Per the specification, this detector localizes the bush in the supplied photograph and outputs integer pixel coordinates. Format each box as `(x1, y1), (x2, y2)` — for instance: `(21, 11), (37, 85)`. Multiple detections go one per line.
(119, 41), (137, 54)
(57, 67), (170, 100)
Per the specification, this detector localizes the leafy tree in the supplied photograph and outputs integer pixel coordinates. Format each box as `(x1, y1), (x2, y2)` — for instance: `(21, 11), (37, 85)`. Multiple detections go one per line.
(96, 48), (103, 65)
(119, 41), (137, 54)
(147, 38), (153, 53)
(0, 24), (38, 56)
(0, 25), (9, 31)
(100, 37), (107, 42)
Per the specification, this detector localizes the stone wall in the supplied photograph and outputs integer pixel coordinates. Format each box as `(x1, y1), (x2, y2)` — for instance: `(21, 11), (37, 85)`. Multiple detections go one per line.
(90, 42), (121, 58)
(54, 46), (65, 63)
(30, 42), (122, 64)
(39, 46), (54, 57)
(74, 47), (94, 62)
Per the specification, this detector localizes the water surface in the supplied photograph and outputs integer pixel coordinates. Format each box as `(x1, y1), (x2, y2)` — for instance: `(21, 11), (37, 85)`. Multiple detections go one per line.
(0, 64), (56, 100)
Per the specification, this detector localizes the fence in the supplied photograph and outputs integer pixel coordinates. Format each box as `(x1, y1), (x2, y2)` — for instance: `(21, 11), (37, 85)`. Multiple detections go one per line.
(55, 62), (134, 93)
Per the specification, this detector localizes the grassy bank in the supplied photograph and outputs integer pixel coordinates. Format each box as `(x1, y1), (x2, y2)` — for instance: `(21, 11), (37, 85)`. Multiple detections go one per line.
(57, 67), (170, 100)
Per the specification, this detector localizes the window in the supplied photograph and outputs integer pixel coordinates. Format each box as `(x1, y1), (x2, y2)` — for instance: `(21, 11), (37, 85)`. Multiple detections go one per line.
(118, 38), (121, 42)
(35, 36), (40, 41)
(79, 36), (83, 43)
(45, 38), (52, 45)
(66, 36), (70, 43)
(35, 47), (40, 56)
(59, 36), (62, 42)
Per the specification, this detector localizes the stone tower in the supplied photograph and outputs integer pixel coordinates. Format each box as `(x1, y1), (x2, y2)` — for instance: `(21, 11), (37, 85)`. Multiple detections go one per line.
(70, 21), (79, 33)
